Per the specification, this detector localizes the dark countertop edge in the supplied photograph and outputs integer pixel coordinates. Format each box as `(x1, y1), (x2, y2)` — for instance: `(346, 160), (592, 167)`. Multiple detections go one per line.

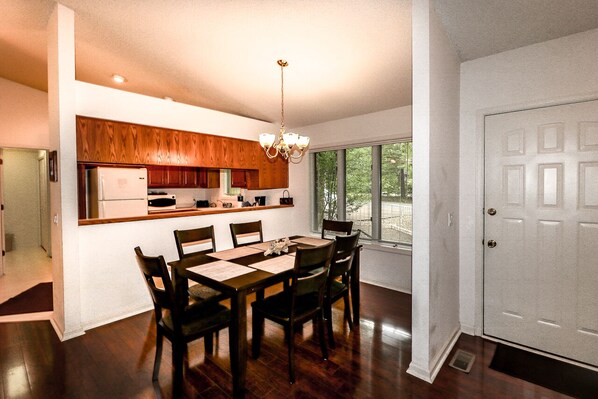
(79, 204), (294, 226)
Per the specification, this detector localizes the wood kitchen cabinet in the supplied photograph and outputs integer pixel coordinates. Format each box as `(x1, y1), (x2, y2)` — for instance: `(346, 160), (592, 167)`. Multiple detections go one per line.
(231, 169), (247, 188)
(198, 169), (220, 188)
(247, 152), (289, 189)
(147, 166), (200, 188)
(76, 116), (288, 189)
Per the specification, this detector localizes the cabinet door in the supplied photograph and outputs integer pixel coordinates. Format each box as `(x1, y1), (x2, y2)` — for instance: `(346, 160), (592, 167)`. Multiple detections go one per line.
(181, 167), (198, 187)
(198, 168), (220, 188)
(247, 152), (289, 189)
(165, 166), (182, 187)
(147, 166), (167, 188)
(231, 170), (247, 188)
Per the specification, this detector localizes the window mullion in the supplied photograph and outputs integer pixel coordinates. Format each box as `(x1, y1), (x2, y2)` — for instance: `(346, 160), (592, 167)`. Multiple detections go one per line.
(372, 146), (382, 240)
(337, 149), (346, 220)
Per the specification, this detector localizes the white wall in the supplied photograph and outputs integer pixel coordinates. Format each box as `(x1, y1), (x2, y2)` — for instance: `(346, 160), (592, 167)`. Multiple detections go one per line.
(408, 0), (460, 383)
(293, 106), (413, 294)
(3, 149), (41, 249)
(459, 28), (598, 335)
(0, 77), (48, 149)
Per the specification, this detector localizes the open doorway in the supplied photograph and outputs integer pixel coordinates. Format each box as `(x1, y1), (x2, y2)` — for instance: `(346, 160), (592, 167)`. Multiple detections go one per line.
(0, 148), (52, 321)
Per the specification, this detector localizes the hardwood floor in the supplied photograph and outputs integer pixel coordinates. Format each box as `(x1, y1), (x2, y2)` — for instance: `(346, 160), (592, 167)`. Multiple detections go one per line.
(0, 283), (570, 398)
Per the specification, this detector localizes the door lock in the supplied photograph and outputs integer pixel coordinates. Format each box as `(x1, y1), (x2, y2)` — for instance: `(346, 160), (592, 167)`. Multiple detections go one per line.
(487, 208), (497, 216)
(487, 240), (497, 248)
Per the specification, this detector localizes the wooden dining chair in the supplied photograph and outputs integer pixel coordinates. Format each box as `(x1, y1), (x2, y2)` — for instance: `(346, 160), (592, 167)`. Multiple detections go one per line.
(251, 241), (336, 384)
(324, 231), (360, 348)
(229, 220), (263, 247)
(321, 219), (353, 239)
(173, 226), (228, 303)
(134, 246), (230, 397)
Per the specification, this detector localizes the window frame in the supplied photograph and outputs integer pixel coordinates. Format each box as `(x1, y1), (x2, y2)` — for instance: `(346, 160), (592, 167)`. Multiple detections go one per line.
(310, 139), (412, 248)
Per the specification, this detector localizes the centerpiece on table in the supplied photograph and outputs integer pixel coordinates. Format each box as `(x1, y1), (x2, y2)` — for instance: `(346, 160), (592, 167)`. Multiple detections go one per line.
(264, 237), (291, 256)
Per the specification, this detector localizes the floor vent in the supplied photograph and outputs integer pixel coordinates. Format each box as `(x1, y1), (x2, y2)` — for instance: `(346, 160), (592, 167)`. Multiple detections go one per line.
(448, 349), (476, 373)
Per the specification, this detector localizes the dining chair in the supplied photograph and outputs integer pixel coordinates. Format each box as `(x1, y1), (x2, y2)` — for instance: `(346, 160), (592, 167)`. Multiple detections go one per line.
(251, 241), (336, 384)
(134, 246), (230, 396)
(173, 226), (228, 303)
(321, 219), (353, 239)
(229, 220), (264, 247)
(324, 231), (361, 348)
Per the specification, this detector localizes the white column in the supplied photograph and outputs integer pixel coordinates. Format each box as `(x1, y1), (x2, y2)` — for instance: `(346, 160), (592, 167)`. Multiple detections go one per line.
(47, 3), (83, 340)
(408, 0), (432, 382)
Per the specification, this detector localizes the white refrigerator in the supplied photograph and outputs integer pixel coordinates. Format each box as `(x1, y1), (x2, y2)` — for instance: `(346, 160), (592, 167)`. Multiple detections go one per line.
(89, 167), (148, 219)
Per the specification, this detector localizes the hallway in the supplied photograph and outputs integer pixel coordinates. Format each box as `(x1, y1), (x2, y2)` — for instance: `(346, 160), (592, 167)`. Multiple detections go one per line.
(0, 246), (52, 322)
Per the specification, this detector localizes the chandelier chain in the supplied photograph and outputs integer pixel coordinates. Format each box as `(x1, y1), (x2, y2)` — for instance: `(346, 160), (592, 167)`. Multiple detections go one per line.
(280, 61), (285, 130)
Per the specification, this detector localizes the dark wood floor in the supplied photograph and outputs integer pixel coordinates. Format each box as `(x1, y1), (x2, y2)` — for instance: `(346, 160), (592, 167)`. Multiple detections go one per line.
(0, 283), (570, 398)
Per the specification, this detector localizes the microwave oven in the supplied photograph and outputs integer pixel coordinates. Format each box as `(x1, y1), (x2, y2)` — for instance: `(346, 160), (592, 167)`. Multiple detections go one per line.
(148, 193), (176, 211)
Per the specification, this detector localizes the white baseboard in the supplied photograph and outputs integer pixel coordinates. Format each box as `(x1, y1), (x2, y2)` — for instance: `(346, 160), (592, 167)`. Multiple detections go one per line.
(407, 327), (461, 383)
(429, 327), (461, 382)
(81, 302), (153, 332)
(50, 315), (85, 341)
(460, 323), (476, 336)
(360, 278), (412, 294)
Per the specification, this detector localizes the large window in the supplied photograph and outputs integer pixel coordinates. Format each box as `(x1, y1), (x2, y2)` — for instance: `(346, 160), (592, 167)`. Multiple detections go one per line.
(312, 141), (412, 246)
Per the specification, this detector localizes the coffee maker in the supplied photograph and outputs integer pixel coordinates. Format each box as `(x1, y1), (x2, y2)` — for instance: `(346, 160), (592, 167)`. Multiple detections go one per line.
(255, 196), (266, 206)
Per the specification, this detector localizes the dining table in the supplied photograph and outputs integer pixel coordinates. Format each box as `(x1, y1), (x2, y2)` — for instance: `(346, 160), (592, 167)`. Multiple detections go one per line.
(167, 235), (362, 399)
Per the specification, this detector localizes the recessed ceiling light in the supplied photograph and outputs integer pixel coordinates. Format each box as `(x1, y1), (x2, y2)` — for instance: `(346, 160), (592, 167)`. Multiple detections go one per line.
(163, 96), (174, 101)
(112, 74), (126, 83)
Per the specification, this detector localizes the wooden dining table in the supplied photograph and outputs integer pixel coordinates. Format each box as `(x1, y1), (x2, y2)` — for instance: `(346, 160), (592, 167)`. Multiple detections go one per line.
(167, 235), (362, 399)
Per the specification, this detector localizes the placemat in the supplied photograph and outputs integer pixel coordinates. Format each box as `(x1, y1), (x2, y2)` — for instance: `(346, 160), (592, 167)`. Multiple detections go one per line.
(248, 240), (298, 252)
(187, 260), (256, 281)
(250, 255), (296, 274)
(291, 237), (331, 247)
(207, 246), (263, 260)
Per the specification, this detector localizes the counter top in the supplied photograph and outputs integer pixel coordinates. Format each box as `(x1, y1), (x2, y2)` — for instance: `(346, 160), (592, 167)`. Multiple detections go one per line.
(79, 204), (294, 226)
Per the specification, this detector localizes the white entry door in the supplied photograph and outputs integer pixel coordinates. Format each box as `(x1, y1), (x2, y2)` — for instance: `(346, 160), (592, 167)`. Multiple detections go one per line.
(484, 99), (598, 367)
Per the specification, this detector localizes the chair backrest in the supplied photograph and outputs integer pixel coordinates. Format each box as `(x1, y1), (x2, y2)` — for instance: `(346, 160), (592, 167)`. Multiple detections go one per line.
(174, 225), (216, 259)
(291, 241), (336, 308)
(134, 246), (180, 325)
(321, 219), (353, 239)
(230, 221), (263, 247)
(329, 231), (361, 280)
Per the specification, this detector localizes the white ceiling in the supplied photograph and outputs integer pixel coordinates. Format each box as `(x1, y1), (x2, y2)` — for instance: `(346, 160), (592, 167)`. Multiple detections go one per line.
(1, 1), (598, 128)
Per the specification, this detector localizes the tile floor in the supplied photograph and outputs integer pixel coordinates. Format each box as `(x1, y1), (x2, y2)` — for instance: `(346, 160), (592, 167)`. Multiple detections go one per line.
(0, 246), (52, 322)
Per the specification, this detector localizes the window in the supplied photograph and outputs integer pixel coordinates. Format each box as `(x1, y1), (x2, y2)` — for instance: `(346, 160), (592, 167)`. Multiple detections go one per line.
(312, 141), (412, 246)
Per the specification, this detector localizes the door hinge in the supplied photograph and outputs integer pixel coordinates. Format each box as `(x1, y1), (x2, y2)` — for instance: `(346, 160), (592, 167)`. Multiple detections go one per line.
(482, 239), (485, 246)
(2, 250), (5, 256)
(1, 204), (3, 211)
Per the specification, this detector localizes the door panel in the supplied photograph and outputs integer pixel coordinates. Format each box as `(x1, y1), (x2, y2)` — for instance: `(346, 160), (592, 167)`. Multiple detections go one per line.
(484, 99), (598, 367)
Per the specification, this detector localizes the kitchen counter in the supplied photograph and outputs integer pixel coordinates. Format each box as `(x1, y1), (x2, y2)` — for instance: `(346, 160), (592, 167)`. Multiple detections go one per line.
(78, 204), (294, 226)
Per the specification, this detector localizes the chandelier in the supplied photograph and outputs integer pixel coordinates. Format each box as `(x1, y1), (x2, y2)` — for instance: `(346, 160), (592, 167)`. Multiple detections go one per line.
(259, 60), (310, 163)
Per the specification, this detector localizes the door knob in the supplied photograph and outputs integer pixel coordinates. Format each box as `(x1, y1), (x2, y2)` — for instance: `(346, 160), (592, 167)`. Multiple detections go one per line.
(487, 208), (497, 216)
(487, 240), (497, 248)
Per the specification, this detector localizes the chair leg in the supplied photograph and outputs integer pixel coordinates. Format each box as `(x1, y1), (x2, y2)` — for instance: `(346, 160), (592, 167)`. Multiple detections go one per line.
(252, 312), (263, 359)
(205, 332), (214, 354)
(326, 301), (336, 349)
(343, 293), (353, 330)
(172, 341), (185, 399)
(152, 330), (164, 381)
(288, 323), (296, 384)
(318, 312), (329, 360)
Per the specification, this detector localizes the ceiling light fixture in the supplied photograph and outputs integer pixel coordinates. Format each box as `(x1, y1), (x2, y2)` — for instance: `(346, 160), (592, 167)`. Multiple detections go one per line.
(259, 60), (309, 163)
(163, 96), (174, 101)
(112, 74), (126, 83)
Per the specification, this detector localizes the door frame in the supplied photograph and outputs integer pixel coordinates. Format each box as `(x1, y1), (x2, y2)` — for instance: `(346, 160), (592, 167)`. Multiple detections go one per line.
(471, 92), (598, 339)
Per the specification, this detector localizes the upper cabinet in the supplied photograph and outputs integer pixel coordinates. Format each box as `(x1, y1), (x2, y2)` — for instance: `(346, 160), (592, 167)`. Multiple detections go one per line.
(76, 115), (287, 189)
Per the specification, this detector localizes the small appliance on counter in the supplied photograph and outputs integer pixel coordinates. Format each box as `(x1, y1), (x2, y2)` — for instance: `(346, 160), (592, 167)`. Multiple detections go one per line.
(255, 196), (266, 206)
(148, 193), (176, 212)
(89, 167), (148, 219)
(279, 190), (293, 205)
(196, 200), (210, 208)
